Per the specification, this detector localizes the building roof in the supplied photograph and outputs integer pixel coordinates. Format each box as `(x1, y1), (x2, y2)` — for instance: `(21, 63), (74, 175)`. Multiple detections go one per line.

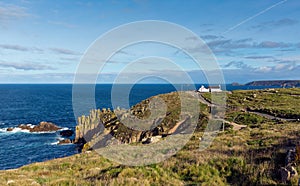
(208, 86), (221, 89)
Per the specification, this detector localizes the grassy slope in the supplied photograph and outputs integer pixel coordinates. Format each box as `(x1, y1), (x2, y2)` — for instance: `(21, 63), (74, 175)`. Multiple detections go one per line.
(202, 88), (300, 118)
(1, 88), (300, 185)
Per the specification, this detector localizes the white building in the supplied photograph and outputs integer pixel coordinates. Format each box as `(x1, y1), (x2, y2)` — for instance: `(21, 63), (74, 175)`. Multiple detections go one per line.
(198, 85), (222, 92)
(198, 85), (209, 92)
(209, 85), (222, 92)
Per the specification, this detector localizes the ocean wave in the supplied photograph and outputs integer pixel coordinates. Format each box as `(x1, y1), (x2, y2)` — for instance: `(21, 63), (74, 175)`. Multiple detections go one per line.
(58, 127), (70, 131)
(31, 131), (57, 134)
(50, 137), (74, 146)
(50, 141), (59, 145)
(11, 127), (30, 133)
(0, 127), (30, 133)
(50, 141), (73, 146)
(0, 128), (7, 133)
(57, 136), (65, 141)
(50, 135), (65, 145)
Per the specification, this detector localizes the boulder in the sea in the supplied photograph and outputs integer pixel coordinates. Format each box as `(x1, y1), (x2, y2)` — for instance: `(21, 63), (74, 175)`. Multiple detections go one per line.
(60, 130), (74, 137)
(58, 139), (72, 145)
(19, 122), (61, 132)
(6, 128), (13, 132)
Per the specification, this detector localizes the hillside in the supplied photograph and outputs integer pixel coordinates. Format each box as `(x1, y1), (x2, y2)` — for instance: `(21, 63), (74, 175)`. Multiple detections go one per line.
(1, 88), (300, 185)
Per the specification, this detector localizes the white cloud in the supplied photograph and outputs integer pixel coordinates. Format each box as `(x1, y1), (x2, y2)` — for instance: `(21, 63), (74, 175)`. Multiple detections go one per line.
(0, 3), (30, 24)
(0, 44), (43, 52)
(0, 60), (56, 71)
(49, 48), (82, 55)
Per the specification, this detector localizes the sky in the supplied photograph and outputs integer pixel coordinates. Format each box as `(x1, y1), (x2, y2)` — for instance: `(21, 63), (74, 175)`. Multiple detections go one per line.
(0, 0), (300, 84)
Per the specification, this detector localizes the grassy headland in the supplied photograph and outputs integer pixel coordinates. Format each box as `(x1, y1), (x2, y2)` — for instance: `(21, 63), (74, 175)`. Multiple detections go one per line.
(1, 88), (300, 185)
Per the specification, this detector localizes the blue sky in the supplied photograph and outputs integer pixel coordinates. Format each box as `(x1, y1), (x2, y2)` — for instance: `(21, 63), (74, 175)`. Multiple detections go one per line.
(0, 0), (299, 83)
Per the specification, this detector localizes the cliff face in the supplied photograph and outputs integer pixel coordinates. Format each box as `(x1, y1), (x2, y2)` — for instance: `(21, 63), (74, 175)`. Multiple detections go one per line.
(74, 92), (203, 151)
(245, 80), (300, 87)
(74, 108), (146, 150)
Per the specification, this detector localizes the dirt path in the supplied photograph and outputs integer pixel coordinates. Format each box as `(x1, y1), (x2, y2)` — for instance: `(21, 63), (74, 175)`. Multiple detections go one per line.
(188, 91), (299, 122)
(247, 110), (298, 122)
(186, 91), (212, 106)
(219, 119), (247, 131)
(168, 116), (190, 134)
(187, 91), (247, 131)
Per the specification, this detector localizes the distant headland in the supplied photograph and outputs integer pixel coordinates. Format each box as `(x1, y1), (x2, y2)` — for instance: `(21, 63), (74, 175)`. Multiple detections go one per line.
(244, 80), (300, 87)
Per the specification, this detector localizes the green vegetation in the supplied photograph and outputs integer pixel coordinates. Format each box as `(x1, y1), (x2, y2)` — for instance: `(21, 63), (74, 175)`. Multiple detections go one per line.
(0, 88), (300, 185)
(225, 111), (268, 125)
(227, 88), (300, 118)
(203, 88), (300, 119)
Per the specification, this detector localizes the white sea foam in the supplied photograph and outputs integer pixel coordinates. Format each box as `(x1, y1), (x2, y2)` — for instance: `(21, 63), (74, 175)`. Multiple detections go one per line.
(0, 127), (30, 133)
(58, 127), (70, 131)
(12, 127), (30, 133)
(50, 136), (65, 145)
(0, 128), (7, 133)
(31, 131), (56, 134)
(26, 124), (35, 128)
(51, 142), (73, 146)
(51, 141), (59, 145)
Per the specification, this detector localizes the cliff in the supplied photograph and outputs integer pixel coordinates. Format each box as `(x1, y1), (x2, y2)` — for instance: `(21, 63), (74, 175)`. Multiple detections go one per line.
(74, 91), (207, 151)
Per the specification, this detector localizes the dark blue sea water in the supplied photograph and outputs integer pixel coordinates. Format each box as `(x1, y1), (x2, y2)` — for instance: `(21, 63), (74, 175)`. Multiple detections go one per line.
(0, 84), (280, 170)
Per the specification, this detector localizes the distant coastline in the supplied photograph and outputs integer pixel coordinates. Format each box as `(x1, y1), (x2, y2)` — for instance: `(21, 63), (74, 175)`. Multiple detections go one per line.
(244, 80), (300, 87)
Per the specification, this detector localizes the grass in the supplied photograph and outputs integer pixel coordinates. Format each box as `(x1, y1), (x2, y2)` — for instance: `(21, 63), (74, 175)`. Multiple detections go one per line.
(1, 88), (300, 185)
(225, 111), (268, 125)
(1, 121), (300, 185)
(227, 88), (300, 118)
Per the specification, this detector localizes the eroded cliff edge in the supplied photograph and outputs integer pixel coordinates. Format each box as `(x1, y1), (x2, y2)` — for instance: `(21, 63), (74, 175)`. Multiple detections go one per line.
(73, 91), (209, 151)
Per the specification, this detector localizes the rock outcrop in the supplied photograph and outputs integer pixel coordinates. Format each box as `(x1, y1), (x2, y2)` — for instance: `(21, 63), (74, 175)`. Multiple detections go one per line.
(73, 108), (152, 150)
(60, 130), (74, 137)
(6, 128), (13, 132)
(280, 146), (299, 184)
(280, 167), (290, 184)
(58, 139), (72, 145)
(73, 92), (197, 152)
(18, 122), (61, 132)
(280, 164), (298, 184)
(142, 135), (162, 144)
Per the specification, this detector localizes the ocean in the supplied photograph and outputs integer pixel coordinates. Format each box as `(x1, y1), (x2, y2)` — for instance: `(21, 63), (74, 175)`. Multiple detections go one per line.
(0, 84), (280, 170)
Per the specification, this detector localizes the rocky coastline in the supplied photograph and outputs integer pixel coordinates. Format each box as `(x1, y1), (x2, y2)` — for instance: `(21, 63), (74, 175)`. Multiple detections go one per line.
(5, 122), (75, 145)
